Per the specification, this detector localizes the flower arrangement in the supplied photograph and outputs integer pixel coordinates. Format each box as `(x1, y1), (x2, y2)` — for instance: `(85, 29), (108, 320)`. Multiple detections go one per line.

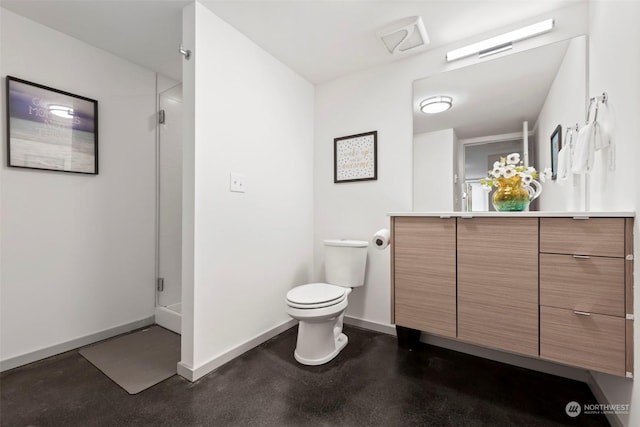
(479, 152), (551, 190)
(479, 152), (550, 211)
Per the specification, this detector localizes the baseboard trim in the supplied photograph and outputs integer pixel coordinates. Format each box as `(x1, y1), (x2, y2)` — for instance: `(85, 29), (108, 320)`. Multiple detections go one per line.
(587, 372), (624, 427)
(344, 316), (396, 336)
(0, 316), (155, 372)
(177, 318), (297, 382)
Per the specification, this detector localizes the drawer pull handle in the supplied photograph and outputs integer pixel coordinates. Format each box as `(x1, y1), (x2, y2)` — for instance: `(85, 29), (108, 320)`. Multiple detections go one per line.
(574, 310), (591, 316)
(573, 255), (591, 259)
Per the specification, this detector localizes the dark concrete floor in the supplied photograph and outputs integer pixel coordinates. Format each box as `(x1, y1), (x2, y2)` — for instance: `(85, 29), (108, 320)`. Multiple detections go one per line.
(1, 325), (609, 427)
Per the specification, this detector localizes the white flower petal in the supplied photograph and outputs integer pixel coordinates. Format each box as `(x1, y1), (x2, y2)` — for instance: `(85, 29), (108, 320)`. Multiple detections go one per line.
(503, 166), (516, 178)
(506, 153), (521, 165)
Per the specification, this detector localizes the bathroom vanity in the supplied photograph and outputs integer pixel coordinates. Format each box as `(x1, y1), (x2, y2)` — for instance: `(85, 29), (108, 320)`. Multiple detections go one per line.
(389, 212), (635, 377)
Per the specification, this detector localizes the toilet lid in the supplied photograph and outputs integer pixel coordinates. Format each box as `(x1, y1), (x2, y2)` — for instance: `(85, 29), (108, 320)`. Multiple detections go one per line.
(286, 283), (347, 309)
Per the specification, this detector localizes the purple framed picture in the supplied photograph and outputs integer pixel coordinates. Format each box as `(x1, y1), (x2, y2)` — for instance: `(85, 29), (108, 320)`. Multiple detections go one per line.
(6, 76), (98, 174)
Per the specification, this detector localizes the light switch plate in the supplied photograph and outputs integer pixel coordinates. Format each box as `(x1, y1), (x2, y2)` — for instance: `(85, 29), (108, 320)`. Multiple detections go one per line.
(230, 173), (245, 193)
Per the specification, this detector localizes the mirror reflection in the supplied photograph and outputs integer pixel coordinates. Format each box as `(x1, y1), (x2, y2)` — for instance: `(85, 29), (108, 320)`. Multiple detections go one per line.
(412, 36), (587, 212)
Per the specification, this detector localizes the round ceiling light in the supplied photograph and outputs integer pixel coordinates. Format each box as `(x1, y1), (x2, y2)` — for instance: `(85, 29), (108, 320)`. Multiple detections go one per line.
(420, 96), (453, 114)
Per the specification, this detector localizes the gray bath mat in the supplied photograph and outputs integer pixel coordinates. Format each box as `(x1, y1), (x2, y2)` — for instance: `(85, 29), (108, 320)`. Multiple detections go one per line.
(79, 325), (180, 394)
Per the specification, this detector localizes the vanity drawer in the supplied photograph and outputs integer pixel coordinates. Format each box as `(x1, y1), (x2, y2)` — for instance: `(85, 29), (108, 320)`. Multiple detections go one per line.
(540, 218), (625, 257)
(540, 306), (625, 376)
(540, 253), (625, 316)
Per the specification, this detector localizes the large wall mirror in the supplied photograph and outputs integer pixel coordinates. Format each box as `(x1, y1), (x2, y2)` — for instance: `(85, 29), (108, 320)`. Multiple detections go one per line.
(412, 36), (587, 212)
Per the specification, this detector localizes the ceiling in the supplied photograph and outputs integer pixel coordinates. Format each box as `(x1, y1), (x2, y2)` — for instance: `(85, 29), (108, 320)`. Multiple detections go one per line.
(1, 0), (582, 84)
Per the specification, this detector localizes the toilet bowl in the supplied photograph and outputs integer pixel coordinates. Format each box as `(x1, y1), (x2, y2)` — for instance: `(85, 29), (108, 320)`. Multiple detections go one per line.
(286, 283), (352, 365)
(285, 239), (368, 365)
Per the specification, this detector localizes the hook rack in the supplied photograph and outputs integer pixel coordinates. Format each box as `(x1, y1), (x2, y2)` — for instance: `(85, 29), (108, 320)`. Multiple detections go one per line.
(590, 92), (608, 104)
(586, 92), (609, 123)
(565, 123), (579, 134)
(564, 123), (579, 153)
(582, 92), (609, 212)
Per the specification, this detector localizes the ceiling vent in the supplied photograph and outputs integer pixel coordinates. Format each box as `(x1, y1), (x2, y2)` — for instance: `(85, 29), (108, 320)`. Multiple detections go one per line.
(378, 16), (429, 55)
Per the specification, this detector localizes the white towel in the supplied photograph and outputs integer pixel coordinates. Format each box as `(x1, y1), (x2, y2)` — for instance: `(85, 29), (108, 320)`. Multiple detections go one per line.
(557, 145), (569, 183)
(572, 122), (595, 174)
(593, 102), (615, 170)
(594, 101), (612, 149)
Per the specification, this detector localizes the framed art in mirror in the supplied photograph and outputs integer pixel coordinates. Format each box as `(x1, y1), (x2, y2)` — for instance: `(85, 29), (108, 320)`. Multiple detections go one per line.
(6, 76), (98, 175)
(334, 130), (377, 183)
(550, 124), (562, 180)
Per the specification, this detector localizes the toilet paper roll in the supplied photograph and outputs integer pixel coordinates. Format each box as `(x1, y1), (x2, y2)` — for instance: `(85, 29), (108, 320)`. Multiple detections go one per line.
(372, 228), (391, 250)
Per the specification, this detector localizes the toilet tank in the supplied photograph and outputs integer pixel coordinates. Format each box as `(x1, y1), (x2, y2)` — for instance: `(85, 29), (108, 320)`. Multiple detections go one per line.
(323, 239), (368, 287)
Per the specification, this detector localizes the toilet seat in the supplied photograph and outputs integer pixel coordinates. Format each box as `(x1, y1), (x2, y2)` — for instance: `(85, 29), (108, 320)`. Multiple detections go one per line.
(286, 283), (347, 309)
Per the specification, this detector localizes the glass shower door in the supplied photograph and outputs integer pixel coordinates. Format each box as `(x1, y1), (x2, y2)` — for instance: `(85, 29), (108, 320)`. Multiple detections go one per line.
(156, 84), (182, 331)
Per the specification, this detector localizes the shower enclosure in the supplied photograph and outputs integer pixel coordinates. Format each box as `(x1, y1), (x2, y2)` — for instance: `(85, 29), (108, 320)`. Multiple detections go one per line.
(155, 83), (182, 334)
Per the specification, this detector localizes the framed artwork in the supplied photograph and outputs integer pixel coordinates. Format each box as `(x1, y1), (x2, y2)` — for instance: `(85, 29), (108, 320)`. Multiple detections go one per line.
(6, 76), (98, 174)
(334, 131), (377, 183)
(550, 124), (562, 181)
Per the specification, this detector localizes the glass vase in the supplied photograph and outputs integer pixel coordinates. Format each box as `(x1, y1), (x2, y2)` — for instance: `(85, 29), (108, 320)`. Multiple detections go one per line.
(492, 176), (540, 212)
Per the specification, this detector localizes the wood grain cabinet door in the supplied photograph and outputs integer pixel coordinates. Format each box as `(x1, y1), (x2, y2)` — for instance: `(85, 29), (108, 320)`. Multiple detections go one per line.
(457, 217), (539, 356)
(393, 217), (456, 338)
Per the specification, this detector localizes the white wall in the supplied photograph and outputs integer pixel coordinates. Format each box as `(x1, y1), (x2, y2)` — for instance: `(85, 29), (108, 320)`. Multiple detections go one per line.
(413, 129), (456, 212)
(535, 36), (587, 211)
(179, 3), (314, 378)
(0, 9), (156, 364)
(586, 2), (640, 426)
(180, 2), (196, 369)
(314, 4), (588, 327)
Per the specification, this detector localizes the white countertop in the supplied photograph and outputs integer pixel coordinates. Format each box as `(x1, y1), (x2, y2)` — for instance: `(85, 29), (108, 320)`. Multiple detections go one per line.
(388, 211), (635, 218)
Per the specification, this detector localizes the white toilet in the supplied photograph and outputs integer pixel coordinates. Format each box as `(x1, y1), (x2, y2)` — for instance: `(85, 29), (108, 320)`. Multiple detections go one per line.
(285, 239), (368, 365)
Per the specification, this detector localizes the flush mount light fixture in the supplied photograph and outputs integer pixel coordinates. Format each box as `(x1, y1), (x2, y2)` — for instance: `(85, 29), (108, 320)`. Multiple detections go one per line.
(446, 19), (554, 62)
(420, 96), (453, 114)
(378, 16), (430, 55)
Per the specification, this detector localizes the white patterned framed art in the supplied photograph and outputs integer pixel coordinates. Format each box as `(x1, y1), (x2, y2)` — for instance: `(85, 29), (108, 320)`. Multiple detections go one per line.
(333, 131), (377, 183)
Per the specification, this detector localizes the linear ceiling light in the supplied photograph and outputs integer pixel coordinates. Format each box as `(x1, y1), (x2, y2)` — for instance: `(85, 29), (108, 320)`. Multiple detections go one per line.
(446, 19), (554, 62)
(420, 96), (453, 114)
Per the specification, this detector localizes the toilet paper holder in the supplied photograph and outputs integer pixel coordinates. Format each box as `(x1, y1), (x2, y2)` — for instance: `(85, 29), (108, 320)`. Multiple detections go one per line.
(372, 228), (391, 250)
